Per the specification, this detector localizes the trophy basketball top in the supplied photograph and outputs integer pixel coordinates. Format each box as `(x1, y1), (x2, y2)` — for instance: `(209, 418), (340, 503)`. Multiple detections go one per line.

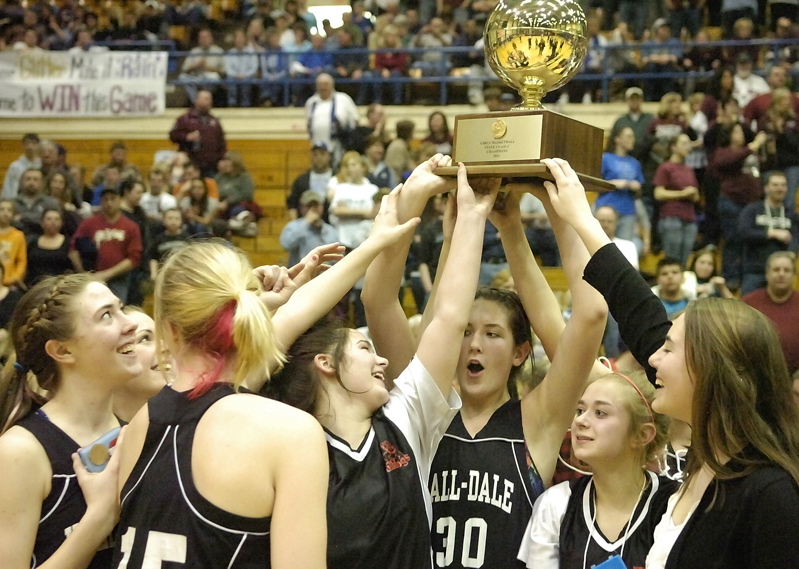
(485, 0), (589, 110)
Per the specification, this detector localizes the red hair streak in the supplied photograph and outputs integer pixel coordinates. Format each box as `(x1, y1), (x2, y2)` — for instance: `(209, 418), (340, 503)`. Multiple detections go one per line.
(189, 300), (237, 398)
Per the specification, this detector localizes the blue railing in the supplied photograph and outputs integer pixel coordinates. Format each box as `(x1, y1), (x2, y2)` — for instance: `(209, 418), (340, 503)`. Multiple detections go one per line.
(94, 37), (799, 106)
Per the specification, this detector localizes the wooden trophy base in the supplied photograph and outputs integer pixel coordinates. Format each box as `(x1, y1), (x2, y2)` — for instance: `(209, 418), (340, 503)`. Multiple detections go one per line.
(435, 109), (614, 192)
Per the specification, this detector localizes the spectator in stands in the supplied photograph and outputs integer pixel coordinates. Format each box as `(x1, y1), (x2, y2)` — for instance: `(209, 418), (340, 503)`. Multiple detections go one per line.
(259, 27), (288, 106)
(613, 88), (654, 163)
(225, 28), (259, 108)
(732, 52), (769, 108)
(770, 1), (799, 29)
(110, 10), (147, 45)
(90, 141), (141, 188)
(725, 16), (761, 66)
(179, 177), (218, 236)
(744, 65), (799, 128)
(246, 17), (266, 49)
(305, 73), (359, 166)
(140, 165), (178, 223)
(757, 87), (799, 211)
(640, 19), (682, 101)
(2, 133), (40, 200)
(422, 111), (453, 155)
(13, 27), (43, 51)
(686, 92), (710, 184)
(287, 142), (333, 220)
(666, 0), (703, 38)
(70, 187), (143, 302)
(288, 22), (312, 55)
(173, 160), (219, 200)
(25, 208), (74, 287)
(38, 140), (65, 181)
(598, 125), (646, 242)
(743, 250), (799, 373)
(68, 27), (107, 52)
(271, 10), (294, 48)
(293, 0), (317, 32)
(148, 208), (189, 281)
(177, 28), (225, 103)
(619, 0), (649, 41)
(520, 192), (560, 267)
(412, 17), (453, 76)
(294, 32), (333, 76)
(331, 26), (369, 105)
(119, 180), (150, 306)
(722, 1), (758, 42)
(466, 34), (499, 106)
(682, 29), (724, 76)
(90, 164), (122, 207)
(654, 133), (701, 266)
(169, 89), (227, 178)
(705, 67), (735, 124)
(710, 124), (769, 288)
(44, 171), (84, 236)
(0, 200), (26, 288)
(687, 246), (734, 298)
(280, 190), (339, 266)
(740, 171), (799, 293)
(69, 163), (92, 205)
(371, 24), (408, 106)
(12, 169), (60, 236)
(568, 14), (606, 104)
(385, 119), (416, 182)
(326, 150), (378, 251)
(769, 16), (799, 66)
(653, 256), (690, 316)
(364, 134), (397, 189)
(215, 151), (255, 219)
(347, 103), (388, 154)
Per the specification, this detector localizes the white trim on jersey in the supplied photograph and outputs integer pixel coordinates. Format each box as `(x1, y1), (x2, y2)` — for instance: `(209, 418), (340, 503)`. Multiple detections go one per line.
(441, 433), (534, 510)
(172, 425), (270, 537)
(325, 426), (375, 462)
(581, 470), (660, 553)
(39, 475), (74, 524)
(227, 534), (247, 569)
(443, 434), (525, 444)
(121, 427), (173, 507)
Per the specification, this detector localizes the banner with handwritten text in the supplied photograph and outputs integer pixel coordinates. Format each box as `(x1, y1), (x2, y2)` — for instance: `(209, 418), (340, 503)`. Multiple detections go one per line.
(0, 51), (168, 117)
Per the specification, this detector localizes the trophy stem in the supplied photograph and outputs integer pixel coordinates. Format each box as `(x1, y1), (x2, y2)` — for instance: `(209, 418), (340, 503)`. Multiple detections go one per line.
(515, 76), (546, 110)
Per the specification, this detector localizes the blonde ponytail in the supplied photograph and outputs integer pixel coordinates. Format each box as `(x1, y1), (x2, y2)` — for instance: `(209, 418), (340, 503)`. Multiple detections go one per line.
(155, 241), (284, 394)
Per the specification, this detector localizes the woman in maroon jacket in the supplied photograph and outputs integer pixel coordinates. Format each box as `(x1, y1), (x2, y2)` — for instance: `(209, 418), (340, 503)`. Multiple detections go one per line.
(709, 123), (768, 288)
(372, 25), (408, 105)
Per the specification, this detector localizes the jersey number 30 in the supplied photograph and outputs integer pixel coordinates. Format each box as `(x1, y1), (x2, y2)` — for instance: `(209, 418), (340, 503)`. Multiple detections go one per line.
(436, 516), (488, 568)
(116, 527), (187, 568)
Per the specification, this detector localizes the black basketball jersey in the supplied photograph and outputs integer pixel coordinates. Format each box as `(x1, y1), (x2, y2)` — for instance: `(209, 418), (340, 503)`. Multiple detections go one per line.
(16, 408), (115, 569)
(326, 408), (432, 569)
(558, 472), (678, 569)
(429, 399), (544, 569)
(112, 385), (272, 569)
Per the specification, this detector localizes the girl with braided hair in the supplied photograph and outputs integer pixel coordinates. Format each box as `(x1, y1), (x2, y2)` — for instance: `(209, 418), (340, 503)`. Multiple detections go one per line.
(0, 274), (142, 568)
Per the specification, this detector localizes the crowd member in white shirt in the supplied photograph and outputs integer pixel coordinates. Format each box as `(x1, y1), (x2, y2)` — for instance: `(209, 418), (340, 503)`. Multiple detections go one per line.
(178, 28), (225, 103)
(139, 166), (178, 223)
(732, 52), (769, 108)
(305, 73), (359, 166)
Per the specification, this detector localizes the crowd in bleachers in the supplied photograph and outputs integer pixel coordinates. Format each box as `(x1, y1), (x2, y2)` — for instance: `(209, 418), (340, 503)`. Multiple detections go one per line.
(4, 0), (799, 106)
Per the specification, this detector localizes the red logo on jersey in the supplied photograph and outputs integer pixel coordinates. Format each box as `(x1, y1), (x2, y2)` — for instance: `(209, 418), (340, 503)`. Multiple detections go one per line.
(380, 441), (411, 472)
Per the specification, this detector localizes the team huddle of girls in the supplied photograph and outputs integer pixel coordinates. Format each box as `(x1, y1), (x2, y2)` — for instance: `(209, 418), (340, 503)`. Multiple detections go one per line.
(0, 155), (797, 569)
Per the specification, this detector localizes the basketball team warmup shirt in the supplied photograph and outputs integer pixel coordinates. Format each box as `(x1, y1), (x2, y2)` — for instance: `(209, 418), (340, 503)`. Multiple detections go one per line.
(112, 385), (271, 568)
(17, 409), (116, 568)
(326, 356), (461, 569)
(429, 398), (545, 569)
(518, 471), (678, 569)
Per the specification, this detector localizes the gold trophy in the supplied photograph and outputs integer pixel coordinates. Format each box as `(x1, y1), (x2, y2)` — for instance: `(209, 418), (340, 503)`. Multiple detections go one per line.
(437, 0), (612, 190)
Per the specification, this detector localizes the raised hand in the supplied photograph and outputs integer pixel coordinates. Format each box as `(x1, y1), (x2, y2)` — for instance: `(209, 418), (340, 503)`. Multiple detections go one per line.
(455, 163), (499, 218)
(288, 243), (346, 287)
(368, 185), (422, 246)
(489, 184), (524, 229)
(540, 158), (593, 226)
(403, 153), (457, 198)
